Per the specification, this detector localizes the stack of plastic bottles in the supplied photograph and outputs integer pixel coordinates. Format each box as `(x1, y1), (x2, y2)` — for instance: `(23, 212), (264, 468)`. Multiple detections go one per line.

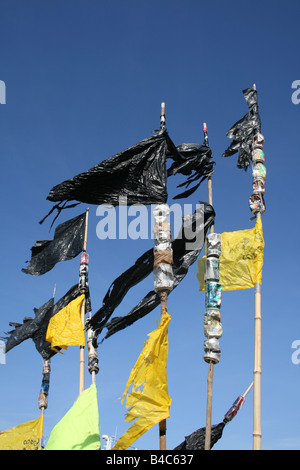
(203, 233), (222, 364)
(249, 133), (266, 215)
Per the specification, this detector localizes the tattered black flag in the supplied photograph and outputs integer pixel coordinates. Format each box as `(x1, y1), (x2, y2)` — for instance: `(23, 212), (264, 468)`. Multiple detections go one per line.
(174, 387), (251, 450)
(174, 422), (225, 450)
(2, 285), (92, 360)
(2, 298), (55, 357)
(87, 202), (215, 340)
(22, 212), (86, 276)
(44, 128), (214, 223)
(168, 142), (214, 199)
(47, 129), (170, 207)
(32, 285), (91, 359)
(223, 87), (261, 170)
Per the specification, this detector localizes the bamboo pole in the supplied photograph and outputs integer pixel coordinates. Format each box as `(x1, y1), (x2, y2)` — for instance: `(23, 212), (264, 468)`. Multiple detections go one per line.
(253, 218), (262, 449)
(251, 83), (263, 450)
(79, 209), (89, 395)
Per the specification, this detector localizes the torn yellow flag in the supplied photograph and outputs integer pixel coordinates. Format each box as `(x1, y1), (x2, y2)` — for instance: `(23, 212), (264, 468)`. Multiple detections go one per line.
(46, 294), (85, 351)
(0, 416), (42, 450)
(112, 312), (172, 450)
(197, 217), (264, 291)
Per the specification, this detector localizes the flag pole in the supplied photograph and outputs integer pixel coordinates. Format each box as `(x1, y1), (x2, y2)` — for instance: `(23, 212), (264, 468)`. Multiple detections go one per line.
(249, 83), (264, 450)
(158, 101), (167, 450)
(79, 208), (89, 395)
(38, 359), (51, 450)
(203, 122), (215, 450)
(253, 260), (262, 450)
(38, 285), (56, 450)
(154, 102), (169, 450)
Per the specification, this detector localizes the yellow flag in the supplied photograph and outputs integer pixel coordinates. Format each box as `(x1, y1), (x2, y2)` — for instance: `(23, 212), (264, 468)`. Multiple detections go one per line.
(197, 218), (264, 291)
(0, 416), (42, 450)
(46, 294), (85, 351)
(112, 312), (172, 450)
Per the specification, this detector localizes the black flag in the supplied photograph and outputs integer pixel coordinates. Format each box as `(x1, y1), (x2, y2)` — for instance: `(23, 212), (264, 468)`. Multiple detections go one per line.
(47, 129), (170, 207)
(44, 128), (214, 219)
(174, 422), (226, 450)
(22, 212), (86, 276)
(174, 387), (251, 450)
(223, 87), (261, 170)
(2, 298), (55, 356)
(2, 285), (92, 360)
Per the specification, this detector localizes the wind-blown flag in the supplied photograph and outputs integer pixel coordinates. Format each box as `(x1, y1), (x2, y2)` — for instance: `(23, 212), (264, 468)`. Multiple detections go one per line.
(0, 416), (43, 450)
(112, 312), (171, 450)
(2, 285), (91, 360)
(22, 212), (86, 276)
(2, 298), (56, 358)
(46, 294), (85, 352)
(87, 203), (215, 340)
(174, 383), (253, 450)
(197, 217), (264, 291)
(45, 384), (100, 450)
(223, 87), (261, 170)
(44, 129), (214, 221)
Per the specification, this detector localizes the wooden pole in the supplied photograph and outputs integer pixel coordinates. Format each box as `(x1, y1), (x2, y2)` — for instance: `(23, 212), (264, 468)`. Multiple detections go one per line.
(253, 218), (262, 449)
(79, 209), (89, 395)
(203, 123), (215, 450)
(159, 290), (168, 450)
(38, 286), (56, 450)
(251, 84), (262, 450)
(243, 381), (254, 399)
(158, 101), (168, 450)
(38, 408), (45, 450)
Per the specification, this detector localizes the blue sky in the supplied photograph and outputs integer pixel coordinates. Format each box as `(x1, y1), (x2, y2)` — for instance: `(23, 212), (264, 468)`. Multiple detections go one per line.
(0, 0), (299, 450)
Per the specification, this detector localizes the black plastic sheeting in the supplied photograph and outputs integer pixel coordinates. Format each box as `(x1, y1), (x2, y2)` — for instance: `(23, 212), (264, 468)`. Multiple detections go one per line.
(44, 129), (214, 220)
(167, 142), (214, 199)
(87, 202), (215, 341)
(47, 129), (169, 207)
(22, 212), (86, 276)
(174, 422), (226, 450)
(2, 298), (55, 356)
(2, 284), (91, 360)
(222, 87), (261, 171)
